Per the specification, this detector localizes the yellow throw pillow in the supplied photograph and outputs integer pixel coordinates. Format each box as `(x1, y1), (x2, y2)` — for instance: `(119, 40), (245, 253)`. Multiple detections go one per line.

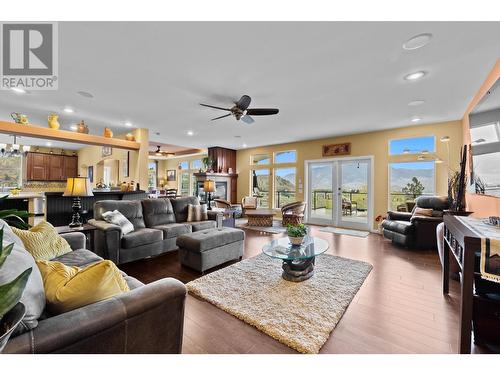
(36, 260), (130, 314)
(12, 221), (72, 261)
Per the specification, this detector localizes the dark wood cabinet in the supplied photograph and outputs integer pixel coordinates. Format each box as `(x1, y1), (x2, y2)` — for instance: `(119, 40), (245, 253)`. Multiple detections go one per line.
(26, 152), (78, 181)
(208, 147), (236, 173)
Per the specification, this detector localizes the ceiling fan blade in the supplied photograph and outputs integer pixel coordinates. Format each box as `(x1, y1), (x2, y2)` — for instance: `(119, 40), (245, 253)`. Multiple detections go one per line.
(200, 103), (231, 111)
(241, 115), (255, 124)
(236, 95), (251, 111)
(246, 108), (279, 116)
(210, 113), (232, 121)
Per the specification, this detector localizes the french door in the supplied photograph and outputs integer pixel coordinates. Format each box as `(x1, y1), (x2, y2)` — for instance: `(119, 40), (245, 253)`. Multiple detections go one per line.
(305, 157), (373, 231)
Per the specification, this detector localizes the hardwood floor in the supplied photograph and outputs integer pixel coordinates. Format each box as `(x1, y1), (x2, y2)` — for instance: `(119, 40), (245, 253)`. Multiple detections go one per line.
(120, 226), (490, 354)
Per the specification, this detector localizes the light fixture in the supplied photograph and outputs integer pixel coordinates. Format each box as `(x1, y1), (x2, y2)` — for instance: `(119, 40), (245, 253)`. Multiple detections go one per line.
(203, 179), (216, 210)
(411, 117), (422, 123)
(440, 136), (450, 143)
(23, 145), (30, 153)
(46, 142), (52, 147)
(155, 145), (163, 156)
(63, 177), (94, 228)
(403, 33), (433, 50)
(187, 130), (194, 136)
(404, 71), (426, 81)
(242, 143), (247, 148)
(77, 91), (94, 98)
(0, 136), (30, 157)
(408, 100), (425, 106)
(125, 122), (133, 127)
(11, 87), (26, 94)
(63, 107), (74, 113)
(70, 125), (78, 131)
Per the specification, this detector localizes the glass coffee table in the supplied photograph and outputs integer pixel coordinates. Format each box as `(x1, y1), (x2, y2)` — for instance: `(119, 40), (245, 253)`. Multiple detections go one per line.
(262, 236), (329, 282)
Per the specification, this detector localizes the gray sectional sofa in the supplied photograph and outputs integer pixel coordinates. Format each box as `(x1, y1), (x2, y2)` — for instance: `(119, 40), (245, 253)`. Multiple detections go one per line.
(1, 219), (186, 354)
(89, 196), (219, 265)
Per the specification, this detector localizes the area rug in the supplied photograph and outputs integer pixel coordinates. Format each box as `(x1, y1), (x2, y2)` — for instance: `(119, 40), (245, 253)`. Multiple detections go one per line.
(187, 253), (372, 353)
(236, 219), (287, 234)
(319, 226), (370, 238)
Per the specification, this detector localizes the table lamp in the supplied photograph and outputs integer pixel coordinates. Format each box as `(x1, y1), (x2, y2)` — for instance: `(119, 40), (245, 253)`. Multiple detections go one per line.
(203, 179), (216, 210)
(63, 177), (94, 228)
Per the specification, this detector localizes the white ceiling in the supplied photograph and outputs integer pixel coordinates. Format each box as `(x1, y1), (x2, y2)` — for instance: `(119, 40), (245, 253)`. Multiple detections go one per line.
(1, 22), (499, 150)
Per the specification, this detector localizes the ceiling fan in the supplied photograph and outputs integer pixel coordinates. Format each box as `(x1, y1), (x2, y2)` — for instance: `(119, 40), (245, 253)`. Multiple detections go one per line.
(200, 95), (279, 124)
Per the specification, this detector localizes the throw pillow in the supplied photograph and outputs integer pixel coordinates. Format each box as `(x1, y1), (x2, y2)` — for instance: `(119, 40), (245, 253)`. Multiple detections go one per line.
(36, 259), (130, 314)
(412, 207), (434, 217)
(12, 221), (72, 261)
(102, 210), (134, 235)
(187, 204), (208, 222)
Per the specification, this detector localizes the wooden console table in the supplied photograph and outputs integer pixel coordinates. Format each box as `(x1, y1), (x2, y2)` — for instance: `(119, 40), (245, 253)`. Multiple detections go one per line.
(442, 215), (481, 354)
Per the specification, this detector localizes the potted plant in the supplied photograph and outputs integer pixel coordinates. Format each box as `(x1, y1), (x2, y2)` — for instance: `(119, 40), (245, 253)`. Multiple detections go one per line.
(201, 156), (214, 172)
(287, 223), (308, 246)
(0, 226), (32, 352)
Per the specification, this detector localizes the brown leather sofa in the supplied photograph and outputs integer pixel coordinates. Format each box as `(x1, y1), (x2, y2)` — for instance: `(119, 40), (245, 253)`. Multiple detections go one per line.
(4, 231), (186, 354)
(381, 196), (449, 249)
(89, 196), (219, 265)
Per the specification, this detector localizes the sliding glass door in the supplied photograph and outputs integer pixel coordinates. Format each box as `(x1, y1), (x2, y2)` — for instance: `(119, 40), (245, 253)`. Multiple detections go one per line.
(306, 157), (372, 231)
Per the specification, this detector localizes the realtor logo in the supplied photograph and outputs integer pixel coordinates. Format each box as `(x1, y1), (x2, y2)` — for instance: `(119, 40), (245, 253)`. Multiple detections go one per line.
(1, 22), (58, 90)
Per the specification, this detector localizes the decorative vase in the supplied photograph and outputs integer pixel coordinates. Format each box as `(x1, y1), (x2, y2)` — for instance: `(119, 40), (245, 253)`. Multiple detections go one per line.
(77, 121), (89, 134)
(48, 114), (60, 129)
(0, 302), (26, 353)
(289, 236), (304, 246)
(125, 133), (135, 141)
(104, 128), (113, 138)
(11, 112), (28, 125)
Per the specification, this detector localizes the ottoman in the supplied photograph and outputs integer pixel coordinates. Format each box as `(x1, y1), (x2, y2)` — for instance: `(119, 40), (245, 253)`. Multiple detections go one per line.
(177, 227), (245, 273)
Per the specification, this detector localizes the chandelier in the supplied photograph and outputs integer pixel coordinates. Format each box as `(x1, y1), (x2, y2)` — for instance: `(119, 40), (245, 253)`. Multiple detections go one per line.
(0, 136), (31, 157)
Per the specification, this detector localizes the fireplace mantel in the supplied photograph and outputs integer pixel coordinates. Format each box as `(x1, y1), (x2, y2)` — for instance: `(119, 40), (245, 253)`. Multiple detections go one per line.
(194, 172), (238, 178)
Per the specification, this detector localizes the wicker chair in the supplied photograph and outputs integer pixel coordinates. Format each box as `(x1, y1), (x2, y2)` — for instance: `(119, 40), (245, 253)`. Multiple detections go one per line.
(213, 198), (232, 209)
(281, 201), (306, 226)
(241, 196), (258, 216)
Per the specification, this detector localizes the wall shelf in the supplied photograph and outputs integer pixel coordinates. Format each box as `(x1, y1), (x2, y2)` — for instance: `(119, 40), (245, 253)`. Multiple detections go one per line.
(0, 121), (140, 150)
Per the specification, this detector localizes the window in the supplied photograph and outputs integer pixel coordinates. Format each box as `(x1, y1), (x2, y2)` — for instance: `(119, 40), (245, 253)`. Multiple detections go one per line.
(0, 156), (22, 188)
(274, 167), (296, 208)
(191, 159), (202, 170)
(274, 150), (297, 164)
(148, 162), (157, 189)
(389, 136), (435, 155)
(179, 161), (189, 170)
(251, 154), (270, 165)
(180, 171), (190, 196)
(389, 161), (435, 210)
(251, 169), (270, 208)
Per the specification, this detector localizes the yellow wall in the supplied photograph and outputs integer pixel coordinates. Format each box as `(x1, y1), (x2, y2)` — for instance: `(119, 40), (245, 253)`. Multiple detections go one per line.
(236, 120), (463, 230)
(77, 128), (149, 190)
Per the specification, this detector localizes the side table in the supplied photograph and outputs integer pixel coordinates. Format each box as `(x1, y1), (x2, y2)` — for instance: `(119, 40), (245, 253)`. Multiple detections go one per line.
(55, 223), (97, 251)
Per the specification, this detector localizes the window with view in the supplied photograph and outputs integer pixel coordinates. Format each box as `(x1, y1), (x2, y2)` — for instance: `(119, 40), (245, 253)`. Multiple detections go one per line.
(389, 136), (435, 155)
(251, 154), (270, 165)
(274, 167), (296, 208)
(251, 169), (270, 208)
(148, 162), (157, 189)
(274, 150), (297, 164)
(191, 159), (202, 170)
(389, 161), (435, 210)
(0, 156), (22, 189)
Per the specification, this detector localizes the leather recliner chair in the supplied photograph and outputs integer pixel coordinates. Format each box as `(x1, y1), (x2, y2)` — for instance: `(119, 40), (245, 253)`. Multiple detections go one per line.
(382, 196), (449, 249)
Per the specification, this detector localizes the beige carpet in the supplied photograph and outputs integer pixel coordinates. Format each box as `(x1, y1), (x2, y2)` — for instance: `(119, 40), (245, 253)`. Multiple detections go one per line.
(187, 253), (372, 353)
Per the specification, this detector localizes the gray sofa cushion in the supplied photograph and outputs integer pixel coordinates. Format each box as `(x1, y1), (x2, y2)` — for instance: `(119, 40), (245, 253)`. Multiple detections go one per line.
(153, 223), (192, 239)
(52, 249), (102, 268)
(142, 199), (176, 227)
(170, 196), (200, 223)
(121, 228), (163, 249)
(187, 220), (217, 232)
(0, 219), (45, 333)
(94, 200), (146, 229)
(177, 227), (245, 252)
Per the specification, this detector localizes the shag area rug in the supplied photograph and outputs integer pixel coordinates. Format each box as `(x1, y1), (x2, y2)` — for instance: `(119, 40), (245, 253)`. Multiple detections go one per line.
(187, 253), (372, 353)
(319, 226), (370, 238)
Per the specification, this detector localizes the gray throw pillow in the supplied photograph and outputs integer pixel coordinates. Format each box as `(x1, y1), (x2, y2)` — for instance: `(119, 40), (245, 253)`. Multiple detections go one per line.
(187, 204), (208, 222)
(102, 210), (135, 235)
(0, 219), (46, 334)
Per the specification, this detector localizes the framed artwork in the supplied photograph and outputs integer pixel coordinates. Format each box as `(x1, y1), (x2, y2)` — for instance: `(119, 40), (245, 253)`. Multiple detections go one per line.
(122, 151), (130, 178)
(88, 166), (94, 183)
(102, 146), (112, 157)
(322, 142), (351, 157)
(166, 169), (176, 181)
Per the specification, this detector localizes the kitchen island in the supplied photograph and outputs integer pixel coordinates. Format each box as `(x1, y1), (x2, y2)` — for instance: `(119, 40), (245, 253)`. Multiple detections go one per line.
(0, 193), (45, 226)
(45, 190), (147, 227)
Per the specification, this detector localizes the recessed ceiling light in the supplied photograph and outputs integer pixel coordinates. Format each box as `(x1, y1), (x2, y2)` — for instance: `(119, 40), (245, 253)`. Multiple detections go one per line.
(70, 125), (78, 131)
(125, 122), (133, 127)
(187, 130), (194, 136)
(242, 143), (247, 148)
(435, 158), (444, 164)
(77, 91), (94, 98)
(404, 71), (427, 81)
(403, 33), (433, 50)
(46, 142), (52, 147)
(11, 87), (26, 94)
(411, 117), (422, 123)
(63, 107), (74, 113)
(408, 100), (425, 106)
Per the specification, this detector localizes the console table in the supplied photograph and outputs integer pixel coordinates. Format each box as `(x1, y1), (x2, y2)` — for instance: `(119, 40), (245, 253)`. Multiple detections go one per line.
(442, 215), (481, 353)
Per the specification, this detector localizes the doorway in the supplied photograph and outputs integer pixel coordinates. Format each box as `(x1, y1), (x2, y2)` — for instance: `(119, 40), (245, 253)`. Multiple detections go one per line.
(305, 156), (373, 231)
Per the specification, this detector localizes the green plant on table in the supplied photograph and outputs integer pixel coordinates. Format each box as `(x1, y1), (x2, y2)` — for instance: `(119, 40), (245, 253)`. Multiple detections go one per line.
(286, 223), (308, 238)
(0, 195), (31, 230)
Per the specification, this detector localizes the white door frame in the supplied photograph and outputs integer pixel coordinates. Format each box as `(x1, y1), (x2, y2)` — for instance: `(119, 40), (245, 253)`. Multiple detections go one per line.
(304, 155), (375, 231)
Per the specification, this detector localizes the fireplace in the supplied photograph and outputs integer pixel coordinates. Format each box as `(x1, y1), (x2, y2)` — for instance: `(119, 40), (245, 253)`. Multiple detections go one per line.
(196, 181), (228, 201)
(194, 172), (238, 203)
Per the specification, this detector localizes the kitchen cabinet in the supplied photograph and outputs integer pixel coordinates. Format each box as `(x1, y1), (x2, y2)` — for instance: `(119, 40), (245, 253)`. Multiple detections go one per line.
(26, 152), (78, 181)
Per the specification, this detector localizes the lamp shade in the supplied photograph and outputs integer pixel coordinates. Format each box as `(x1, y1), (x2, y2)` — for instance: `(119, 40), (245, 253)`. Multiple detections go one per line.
(63, 177), (94, 197)
(203, 179), (216, 193)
